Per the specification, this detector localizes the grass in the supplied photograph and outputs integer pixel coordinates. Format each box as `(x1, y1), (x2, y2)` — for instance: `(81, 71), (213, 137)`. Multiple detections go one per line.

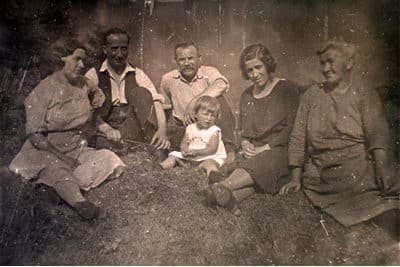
(1, 148), (398, 265)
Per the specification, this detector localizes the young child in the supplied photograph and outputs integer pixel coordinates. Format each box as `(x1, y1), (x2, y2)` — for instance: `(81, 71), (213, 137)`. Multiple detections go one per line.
(160, 96), (227, 181)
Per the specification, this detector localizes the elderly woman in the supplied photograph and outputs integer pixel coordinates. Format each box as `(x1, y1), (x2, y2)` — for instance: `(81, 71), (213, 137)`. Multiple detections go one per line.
(205, 44), (299, 214)
(280, 40), (399, 226)
(9, 38), (125, 220)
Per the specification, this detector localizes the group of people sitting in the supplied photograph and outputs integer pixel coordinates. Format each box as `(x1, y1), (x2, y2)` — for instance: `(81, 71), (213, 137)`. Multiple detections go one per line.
(9, 27), (399, 225)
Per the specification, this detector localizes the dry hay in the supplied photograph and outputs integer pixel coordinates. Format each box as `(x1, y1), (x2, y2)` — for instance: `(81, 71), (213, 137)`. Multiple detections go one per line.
(0, 150), (399, 265)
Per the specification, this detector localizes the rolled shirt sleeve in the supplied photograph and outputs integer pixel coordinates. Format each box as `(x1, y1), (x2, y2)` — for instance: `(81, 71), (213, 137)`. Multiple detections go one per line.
(135, 68), (165, 103)
(159, 75), (172, 110)
(85, 67), (99, 86)
(201, 66), (229, 93)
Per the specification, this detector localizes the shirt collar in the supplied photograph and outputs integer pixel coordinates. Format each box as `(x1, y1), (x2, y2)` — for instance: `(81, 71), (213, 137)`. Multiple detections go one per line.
(99, 59), (136, 74)
(173, 66), (206, 82)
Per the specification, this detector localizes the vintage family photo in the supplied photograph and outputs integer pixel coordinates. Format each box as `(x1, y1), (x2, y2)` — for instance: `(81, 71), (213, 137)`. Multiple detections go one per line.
(0, 0), (399, 265)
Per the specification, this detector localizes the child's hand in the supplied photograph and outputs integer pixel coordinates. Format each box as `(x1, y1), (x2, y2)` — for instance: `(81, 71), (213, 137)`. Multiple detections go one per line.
(183, 149), (197, 157)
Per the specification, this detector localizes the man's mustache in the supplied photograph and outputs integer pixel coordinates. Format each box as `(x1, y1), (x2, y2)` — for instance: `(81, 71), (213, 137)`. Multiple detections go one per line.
(182, 67), (195, 71)
(323, 70), (336, 75)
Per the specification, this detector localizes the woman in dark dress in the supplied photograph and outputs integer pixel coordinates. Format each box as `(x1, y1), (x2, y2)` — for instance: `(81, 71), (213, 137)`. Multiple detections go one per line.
(205, 44), (299, 214)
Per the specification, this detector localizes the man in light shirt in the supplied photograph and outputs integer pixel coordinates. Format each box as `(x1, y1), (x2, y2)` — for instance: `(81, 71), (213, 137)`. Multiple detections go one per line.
(159, 42), (236, 163)
(86, 27), (170, 155)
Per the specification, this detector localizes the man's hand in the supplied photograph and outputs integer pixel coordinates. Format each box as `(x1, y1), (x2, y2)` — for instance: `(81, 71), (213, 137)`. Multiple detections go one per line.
(241, 140), (257, 159)
(151, 130), (171, 150)
(183, 100), (197, 126)
(105, 127), (122, 142)
(99, 122), (121, 142)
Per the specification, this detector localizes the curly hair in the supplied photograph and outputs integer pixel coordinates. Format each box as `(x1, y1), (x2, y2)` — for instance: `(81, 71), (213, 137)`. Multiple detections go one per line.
(239, 43), (276, 80)
(39, 37), (85, 78)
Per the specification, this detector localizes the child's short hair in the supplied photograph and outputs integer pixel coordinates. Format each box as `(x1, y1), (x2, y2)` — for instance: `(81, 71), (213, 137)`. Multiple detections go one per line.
(193, 96), (221, 118)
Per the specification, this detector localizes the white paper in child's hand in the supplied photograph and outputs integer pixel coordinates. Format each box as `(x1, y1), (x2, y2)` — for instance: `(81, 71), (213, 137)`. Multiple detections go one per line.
(188, 137), (206, 150)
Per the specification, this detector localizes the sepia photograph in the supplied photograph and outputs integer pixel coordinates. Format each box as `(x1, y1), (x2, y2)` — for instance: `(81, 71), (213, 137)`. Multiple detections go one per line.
(0, 0), (399, 265)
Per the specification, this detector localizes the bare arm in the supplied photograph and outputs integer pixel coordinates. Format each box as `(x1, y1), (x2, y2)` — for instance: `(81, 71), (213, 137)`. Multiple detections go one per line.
(151, 101), (170, 149)
(180, 131), (190, 155)
(188, 131), (220, 157)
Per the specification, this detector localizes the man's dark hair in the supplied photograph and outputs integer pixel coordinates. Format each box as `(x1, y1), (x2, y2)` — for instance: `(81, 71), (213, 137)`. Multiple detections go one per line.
(103, 27), (130, 45)
(174, 42), (200, 58)
(239, 43), (276, 80)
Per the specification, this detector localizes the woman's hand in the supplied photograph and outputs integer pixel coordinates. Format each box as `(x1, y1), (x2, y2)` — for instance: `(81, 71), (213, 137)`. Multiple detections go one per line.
(375, 163), (399, 196)
(241, 139), (257, 158)
(279, 180), (301, 195)
(279, 167), (302, 195)
(372, 149), (399, 194)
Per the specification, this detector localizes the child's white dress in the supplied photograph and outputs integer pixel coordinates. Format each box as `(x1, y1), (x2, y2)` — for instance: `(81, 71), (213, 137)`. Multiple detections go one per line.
(169, 123), (227, 166)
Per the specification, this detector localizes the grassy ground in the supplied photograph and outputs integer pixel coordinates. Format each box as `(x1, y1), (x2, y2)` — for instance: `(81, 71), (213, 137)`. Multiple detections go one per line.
(1, 143), (399, 265)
